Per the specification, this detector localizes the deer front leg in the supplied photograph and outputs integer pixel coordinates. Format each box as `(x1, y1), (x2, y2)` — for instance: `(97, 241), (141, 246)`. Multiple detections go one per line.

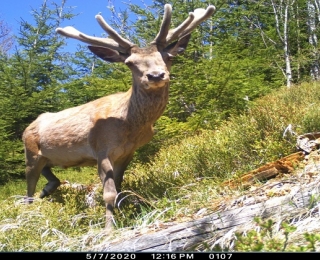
(113, 153), (134, 193)
(98, 157), (117, 230)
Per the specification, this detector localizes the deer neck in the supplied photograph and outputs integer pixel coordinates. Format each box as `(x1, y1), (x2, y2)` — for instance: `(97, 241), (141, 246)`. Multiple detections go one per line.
(127, 82), (169, 126)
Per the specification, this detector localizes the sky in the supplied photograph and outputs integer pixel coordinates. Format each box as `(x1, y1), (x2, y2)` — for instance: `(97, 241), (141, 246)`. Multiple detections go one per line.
(0, 0), (153, 52)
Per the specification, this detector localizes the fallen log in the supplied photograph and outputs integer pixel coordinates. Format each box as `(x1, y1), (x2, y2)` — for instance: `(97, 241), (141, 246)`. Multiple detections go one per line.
(222, 152), (305, 189)
(61, 134), (320, 251)
(99, 161), (320, 251)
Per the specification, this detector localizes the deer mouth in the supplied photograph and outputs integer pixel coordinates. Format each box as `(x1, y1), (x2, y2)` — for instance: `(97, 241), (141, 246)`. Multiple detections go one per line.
(146, 78), (169, 89)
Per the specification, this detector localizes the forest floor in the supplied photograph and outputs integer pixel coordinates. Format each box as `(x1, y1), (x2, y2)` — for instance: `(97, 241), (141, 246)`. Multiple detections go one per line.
(61, 133), (320, 251)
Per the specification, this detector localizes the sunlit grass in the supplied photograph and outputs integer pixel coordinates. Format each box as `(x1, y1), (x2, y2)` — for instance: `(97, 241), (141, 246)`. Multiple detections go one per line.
(1, 82), (320, 251)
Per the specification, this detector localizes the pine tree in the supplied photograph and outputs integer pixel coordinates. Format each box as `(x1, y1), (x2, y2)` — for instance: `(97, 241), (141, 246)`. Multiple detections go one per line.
(0, 0), (76, 181)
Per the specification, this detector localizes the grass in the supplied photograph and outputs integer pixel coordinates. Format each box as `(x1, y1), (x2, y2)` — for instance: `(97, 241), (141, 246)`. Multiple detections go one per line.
(1, 82), (320, 251)
(210, 218), (320, 252)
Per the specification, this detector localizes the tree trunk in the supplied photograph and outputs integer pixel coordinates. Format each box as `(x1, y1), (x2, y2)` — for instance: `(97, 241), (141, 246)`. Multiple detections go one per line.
(271, 0), (294, 87)
(283, 2), (292, 87)
(308, 0), (320, 80)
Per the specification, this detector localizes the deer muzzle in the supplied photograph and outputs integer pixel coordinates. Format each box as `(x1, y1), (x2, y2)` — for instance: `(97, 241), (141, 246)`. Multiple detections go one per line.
(147, 71), (166, 82)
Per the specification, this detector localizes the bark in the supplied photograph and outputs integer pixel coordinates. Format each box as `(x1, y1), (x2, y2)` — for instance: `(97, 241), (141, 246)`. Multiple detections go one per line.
(271, 0), (294, 87)
(308, 0), (320, 80)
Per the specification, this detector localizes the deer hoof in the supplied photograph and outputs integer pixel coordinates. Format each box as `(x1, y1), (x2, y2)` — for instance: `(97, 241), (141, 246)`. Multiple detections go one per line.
(24, 197), (35, 204)
(39, 180), (61, 198)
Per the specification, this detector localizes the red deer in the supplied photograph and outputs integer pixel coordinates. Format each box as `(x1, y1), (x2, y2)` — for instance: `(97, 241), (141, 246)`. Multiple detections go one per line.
(23, 4), (215, 228)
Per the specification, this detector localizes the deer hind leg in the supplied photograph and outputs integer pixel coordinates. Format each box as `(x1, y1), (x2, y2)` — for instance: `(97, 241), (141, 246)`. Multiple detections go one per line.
(25, 155), (48, 201)
(39, 166), (61, 198)
(98, 157), (117, 230)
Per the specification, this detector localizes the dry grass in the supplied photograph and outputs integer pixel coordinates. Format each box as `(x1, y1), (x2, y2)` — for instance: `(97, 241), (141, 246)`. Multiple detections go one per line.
(1, 83), (320, 251)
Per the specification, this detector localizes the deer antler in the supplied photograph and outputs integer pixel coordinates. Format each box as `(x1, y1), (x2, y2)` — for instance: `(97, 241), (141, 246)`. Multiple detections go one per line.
(56, 15), (135, 53)
(95, 15), (134, 51)
(152, 5), (216, 48)
(152, 4), (173, 47)
(56, 4), (215, 52)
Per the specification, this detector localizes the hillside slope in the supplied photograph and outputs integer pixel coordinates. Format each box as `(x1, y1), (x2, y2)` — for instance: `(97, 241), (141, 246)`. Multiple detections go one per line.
(93, 144), (320, 251)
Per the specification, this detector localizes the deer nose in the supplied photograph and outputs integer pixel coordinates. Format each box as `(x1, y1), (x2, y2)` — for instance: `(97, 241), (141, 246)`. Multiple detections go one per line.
(147, 72), (166, 81)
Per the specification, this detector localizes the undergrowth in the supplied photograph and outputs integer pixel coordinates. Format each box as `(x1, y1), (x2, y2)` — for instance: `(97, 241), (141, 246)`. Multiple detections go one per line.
(1, 82), (320, 251)
(205, 218), (320, 252)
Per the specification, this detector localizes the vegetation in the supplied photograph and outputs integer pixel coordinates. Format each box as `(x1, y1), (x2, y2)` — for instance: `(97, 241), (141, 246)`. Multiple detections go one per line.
(0, 81), (320, 251)
(213, 218), (320, 252)
(0, 0), (320, 251)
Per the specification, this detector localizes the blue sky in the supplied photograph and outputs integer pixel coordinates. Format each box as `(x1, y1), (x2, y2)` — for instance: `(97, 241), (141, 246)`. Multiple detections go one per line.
(0, 0), (153, 51)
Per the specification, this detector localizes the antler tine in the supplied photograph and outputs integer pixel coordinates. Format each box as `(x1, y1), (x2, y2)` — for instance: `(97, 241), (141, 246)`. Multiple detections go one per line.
(56, 26), (126, 53)
(152, 4), (172, 47)
(95, 15), (135, 51)
(56, 14), (136, 53)
(176, 5), (216, 40)
(165, 12), (195, 44)
(152, 5), (215, 48)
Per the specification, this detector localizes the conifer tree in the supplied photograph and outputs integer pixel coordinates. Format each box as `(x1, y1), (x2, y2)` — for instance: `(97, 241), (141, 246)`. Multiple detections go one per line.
(0, 0), (76, 181)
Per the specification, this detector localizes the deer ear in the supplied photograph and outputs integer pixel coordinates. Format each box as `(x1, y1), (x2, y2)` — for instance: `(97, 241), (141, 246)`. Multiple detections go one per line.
(164, 34), (191, 56)
(88, 46), (128, 62)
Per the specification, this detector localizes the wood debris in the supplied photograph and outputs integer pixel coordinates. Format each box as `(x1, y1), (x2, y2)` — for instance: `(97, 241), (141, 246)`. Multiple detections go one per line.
(224, 132), (320, 189)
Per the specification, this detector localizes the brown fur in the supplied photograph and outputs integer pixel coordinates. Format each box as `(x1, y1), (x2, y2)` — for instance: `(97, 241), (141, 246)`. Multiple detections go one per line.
(23, 5), (215, 229)
(24, 40), (188, 228)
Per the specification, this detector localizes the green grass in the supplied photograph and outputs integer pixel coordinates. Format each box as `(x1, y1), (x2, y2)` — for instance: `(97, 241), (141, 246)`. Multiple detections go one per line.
(1, 82), (320, 251)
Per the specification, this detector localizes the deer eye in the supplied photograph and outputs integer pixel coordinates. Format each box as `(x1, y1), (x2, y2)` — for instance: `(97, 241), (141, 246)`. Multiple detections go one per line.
(163, 53), (174, 62)
(168, 54), (174, 61)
